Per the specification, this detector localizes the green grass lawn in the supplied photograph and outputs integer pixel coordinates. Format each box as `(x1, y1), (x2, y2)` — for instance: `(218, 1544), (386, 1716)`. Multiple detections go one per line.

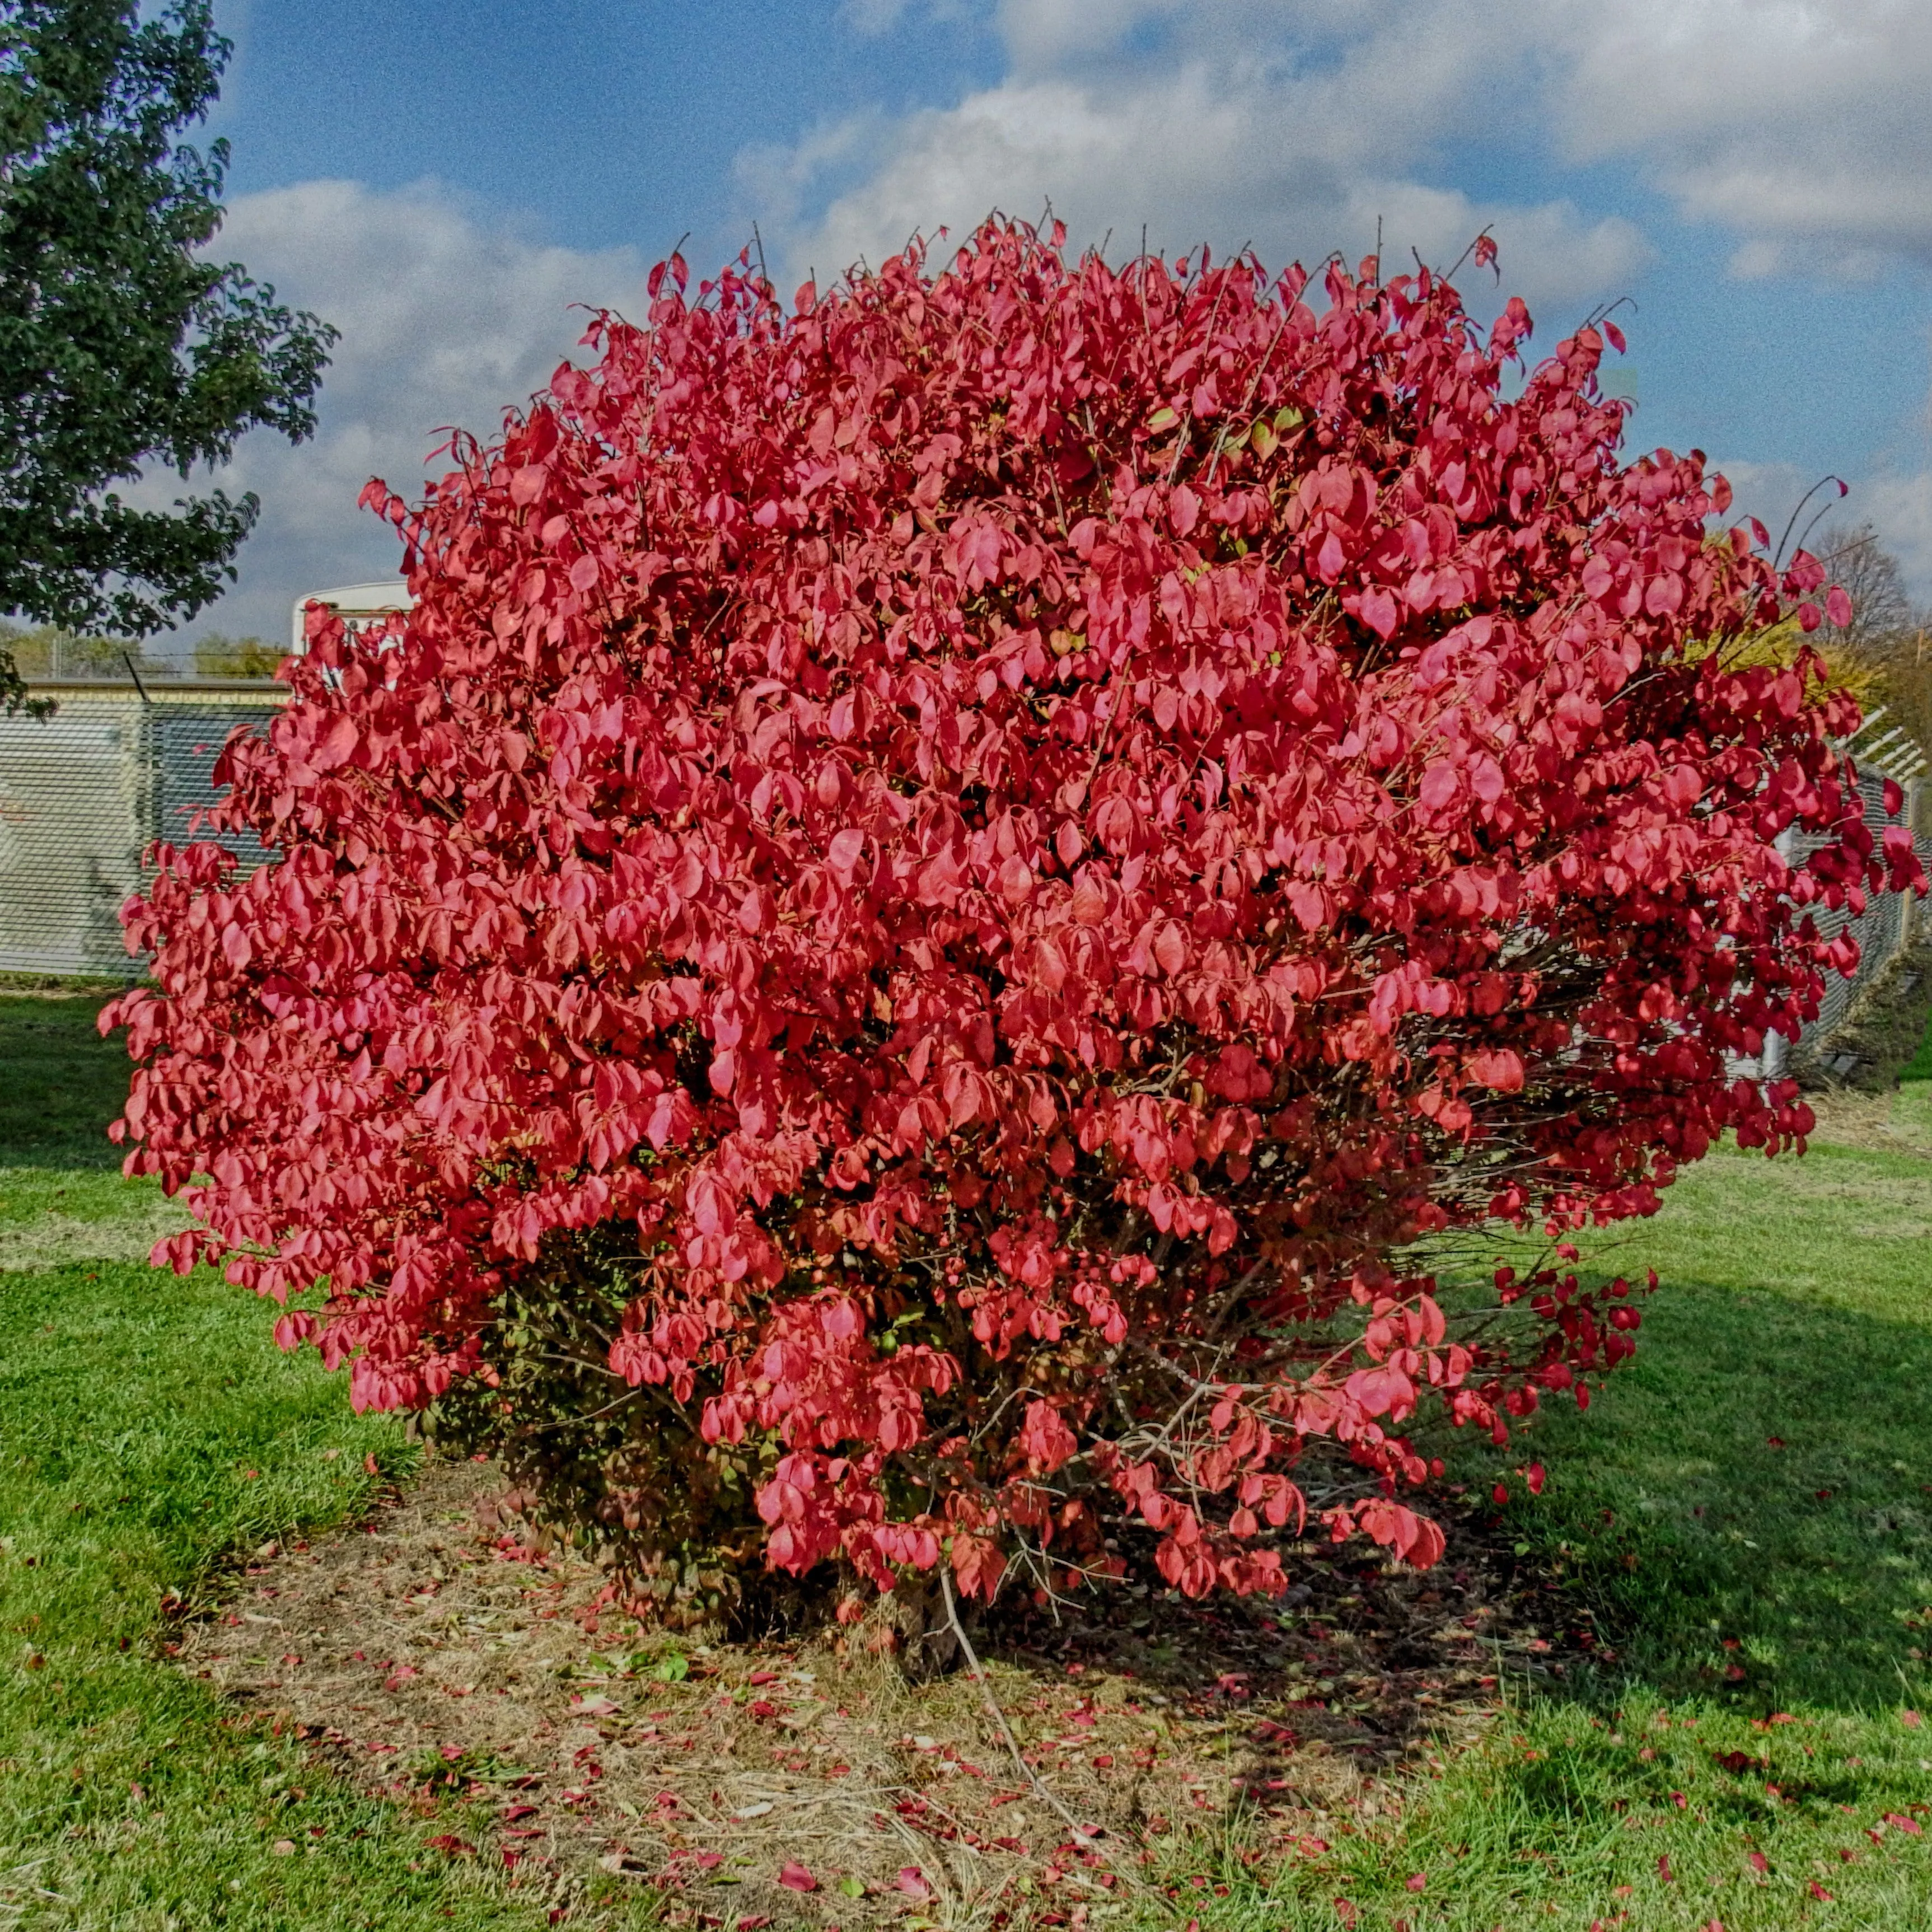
(1904, 1017), (1932, 1084)
(3, 993), (1930, 1930)
(0, 997), (570, 1930)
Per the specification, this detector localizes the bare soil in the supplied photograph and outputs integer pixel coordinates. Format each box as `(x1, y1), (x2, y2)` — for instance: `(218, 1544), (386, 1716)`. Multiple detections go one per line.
(168, 1456), (1589, 1928)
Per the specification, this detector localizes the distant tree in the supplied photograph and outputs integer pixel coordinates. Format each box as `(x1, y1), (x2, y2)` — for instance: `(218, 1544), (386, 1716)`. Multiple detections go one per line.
(0, 617), (167, 682)
(1815, 521), (1932, 769)
(190, 630), (279, 677)
(0, 0), (336, 715)
(1816, 521), (1913, 654)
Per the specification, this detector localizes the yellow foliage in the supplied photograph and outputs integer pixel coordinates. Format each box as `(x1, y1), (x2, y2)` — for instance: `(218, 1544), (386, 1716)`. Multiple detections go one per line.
(1718, 615), (1884, 707)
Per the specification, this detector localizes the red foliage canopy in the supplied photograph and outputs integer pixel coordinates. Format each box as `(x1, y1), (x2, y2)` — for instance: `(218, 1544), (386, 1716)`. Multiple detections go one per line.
(109, 223), (1921, 1606)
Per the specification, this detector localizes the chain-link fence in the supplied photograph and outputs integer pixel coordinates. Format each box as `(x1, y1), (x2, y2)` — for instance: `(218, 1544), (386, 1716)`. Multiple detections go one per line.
(0, 682), (284, 979)
(1742, 772), (1930, 1079)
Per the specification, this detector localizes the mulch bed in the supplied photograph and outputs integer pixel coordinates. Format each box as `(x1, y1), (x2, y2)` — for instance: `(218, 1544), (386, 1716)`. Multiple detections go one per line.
(167, 1456), (1593, 1927)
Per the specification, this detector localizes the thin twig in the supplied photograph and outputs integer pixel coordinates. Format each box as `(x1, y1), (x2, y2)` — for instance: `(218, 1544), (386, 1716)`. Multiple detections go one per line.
(938, 1568), (1101, 1853)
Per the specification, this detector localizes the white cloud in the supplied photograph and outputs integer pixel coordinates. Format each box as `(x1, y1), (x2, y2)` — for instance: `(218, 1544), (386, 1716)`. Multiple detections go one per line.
(156, 3), (1932, 657)
(1708, 458), (1932, 606)
(1548, 0), (1932, 271)
(1861, 472), (1932, 602)
(159, 179), (658, 655)
(755, 1), (1638, 319)
(769, 79), (1642, 319)
(751, 0), (1932, 305)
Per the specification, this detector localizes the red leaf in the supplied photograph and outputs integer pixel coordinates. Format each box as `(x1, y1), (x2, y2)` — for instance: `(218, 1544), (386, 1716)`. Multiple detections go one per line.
(1356, 586), (1398, 639)
(778, 1861), (818, 1892)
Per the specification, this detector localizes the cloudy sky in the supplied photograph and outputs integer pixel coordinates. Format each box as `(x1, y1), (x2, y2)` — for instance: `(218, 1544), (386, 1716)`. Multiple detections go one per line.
(165, 0), (1932, 653)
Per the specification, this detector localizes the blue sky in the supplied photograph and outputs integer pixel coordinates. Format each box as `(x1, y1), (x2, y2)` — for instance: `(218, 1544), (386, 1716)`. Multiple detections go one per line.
(175, 0), (1932, 650)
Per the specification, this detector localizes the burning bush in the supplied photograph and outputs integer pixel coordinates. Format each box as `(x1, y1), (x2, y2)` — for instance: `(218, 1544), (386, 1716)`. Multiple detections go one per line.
(108, 221), (1918, 1622)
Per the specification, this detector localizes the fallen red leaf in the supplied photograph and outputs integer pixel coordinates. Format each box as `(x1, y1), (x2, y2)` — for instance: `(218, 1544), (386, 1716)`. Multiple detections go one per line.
(778, 1861), (817, 1893)
(895, 1868), (932, 1900)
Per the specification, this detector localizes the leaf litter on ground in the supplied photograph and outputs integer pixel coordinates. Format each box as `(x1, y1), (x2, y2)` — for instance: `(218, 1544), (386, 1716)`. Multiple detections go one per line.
(170, 1452), (1599, 1927)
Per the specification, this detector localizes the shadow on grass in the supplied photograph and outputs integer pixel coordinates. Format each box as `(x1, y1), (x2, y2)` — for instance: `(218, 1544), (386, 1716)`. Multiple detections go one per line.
(0, 990), (133, 1167)
(1486, 1276), (1932, 1716)
(1449, 1123), (1932, 1720)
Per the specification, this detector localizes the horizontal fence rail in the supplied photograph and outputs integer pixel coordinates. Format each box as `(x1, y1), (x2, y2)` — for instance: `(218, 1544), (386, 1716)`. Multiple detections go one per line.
(0, 682), (286, 979)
